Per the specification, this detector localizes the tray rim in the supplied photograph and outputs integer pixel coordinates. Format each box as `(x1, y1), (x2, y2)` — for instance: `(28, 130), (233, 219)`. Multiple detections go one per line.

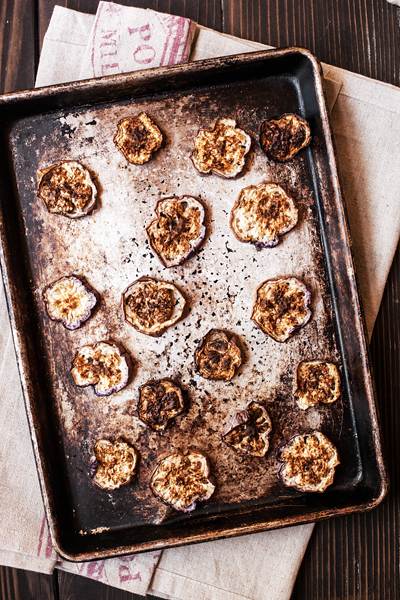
(0, 46), (388, 561)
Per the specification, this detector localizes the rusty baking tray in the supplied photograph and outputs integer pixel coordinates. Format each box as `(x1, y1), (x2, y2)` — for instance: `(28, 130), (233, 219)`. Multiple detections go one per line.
(0, 48), (387, 561)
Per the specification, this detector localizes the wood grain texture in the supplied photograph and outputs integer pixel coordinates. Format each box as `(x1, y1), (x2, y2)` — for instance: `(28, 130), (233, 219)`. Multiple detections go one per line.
(0, 567), (57, 600)
(0, 0), (37, 93)
(57, 570), (144, 599)
(221, 0), (400, 86)
(0, 0), (399, 599)
(292, 243), (400, 600)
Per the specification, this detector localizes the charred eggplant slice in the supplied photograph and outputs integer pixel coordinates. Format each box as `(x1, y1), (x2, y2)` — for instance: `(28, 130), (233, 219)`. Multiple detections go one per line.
(90, 439), (139, 490)
(37, 161), (97, 218)
(276, 431), (340, 493)
(191, 118), (251, 178)
(194, 329), (242, 381)
(138, 379), (184, 431)
(123, 277), (186, 336)
(43, 275), (97, 330)
(294, 360), (340, 410)
(146, 196), (206, 268)
(260, 113), (311, 162)
(71, 341), (131, 396)
(222, 402), (272, 457)
(230, 182), (298, 249)
(114, 112), (163, 164)
(251, 277), (312, 342)
(150, 450), (215, 512)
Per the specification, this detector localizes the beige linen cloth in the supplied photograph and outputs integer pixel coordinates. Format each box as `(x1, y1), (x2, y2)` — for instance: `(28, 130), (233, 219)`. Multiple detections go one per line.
(0, 4), (399, 599)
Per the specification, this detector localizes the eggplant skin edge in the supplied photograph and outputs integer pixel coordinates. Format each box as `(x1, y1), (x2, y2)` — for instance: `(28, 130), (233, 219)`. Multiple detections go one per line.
(146, 196), (206, 268)
(89, 439), (139, 490)
(293, 360), (341, 410)
(275, 431), (340, 493)
(194, 329), (243, 381)
(191, 118), (251, 179)
(221, 401), (272, 458)
(42, 275), (98, 330)
(113, 112), (163, 165)
(259, 113), (311, 163)
(230, 182), (298, 250)
(122, 277), (186, 337)
(37, 161), (97, 218)
(150, 450), (215, 512)
(70, 341), (132, 397)
(251, 277), (312, 343)
(137, 378), (185, 431)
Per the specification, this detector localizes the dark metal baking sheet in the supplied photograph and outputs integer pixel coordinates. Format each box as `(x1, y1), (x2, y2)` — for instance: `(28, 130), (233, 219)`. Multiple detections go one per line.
(0, 48), (387, 561)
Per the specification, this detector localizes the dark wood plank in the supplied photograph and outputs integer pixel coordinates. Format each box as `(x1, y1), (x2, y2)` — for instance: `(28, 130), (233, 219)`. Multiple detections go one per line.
(0, 1), (56, 596)
(291, 244), (400, 600)
(221, 0), (400, 86)
(0, 0), (37, 93)
(220, 2), (400, 599)
(1, 1), (399, 599)
(0, 567), (57, 600)
(57, 570), (145, 600)
(1, 1), (222, 598)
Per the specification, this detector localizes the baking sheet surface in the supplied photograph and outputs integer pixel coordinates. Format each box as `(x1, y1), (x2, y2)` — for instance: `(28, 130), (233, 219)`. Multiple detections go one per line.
(9, 74), (346, 535)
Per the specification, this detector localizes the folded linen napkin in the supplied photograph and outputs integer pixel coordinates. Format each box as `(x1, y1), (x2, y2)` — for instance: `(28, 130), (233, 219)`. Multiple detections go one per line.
(1, 4), (399, 600)
(35, 3), (196, 87)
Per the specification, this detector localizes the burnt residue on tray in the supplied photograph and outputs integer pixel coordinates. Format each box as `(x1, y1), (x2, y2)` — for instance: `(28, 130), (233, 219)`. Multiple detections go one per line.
(1, 49), (384, 559)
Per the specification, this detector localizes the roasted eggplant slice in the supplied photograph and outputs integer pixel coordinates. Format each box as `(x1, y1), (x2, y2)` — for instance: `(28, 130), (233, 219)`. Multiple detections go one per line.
(138, 379), (184, 431)
(114, 112), (163, 164)
(251, 277), (312, 342)
(294, 360), (340, 410)
(230, 182), (298, 249)
(90, 439), (139, 490)
(122, 277), (186, 336)
(37, 161), (97, 218)
(276, 431), (340, 493)
(222, 402), (272, 457)
(150, 450), (215, 512)
(259, 113), (311, 162)
(146, 196), (206, 268)
(43, 275), (97, 330)
(71, 341), (131, 396)
(191, 118), (251, 178)
(194, 329), (242, 381)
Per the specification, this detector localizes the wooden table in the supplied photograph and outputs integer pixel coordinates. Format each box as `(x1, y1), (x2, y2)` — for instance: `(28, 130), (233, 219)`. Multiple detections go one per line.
(1, 1), (399, 598)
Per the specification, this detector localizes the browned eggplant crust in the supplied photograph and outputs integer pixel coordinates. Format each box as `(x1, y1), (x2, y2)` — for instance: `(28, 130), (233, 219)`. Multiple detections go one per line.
(71, 341), (131, 396)
(89, 439), (139, 490)
(194, 329), (242, 381)
(37, 161), (97, 218)
(276, 431), (340, 493)
(137, 379), (184, 431)
(251, 277), (312, 342)
(191, 118), (251, 178)
(43, 275), (97, 330)
(114, 112), (163, 164)
(123, 277), (186, 336)
(230, 182), (298, 249)
(146, 196), (206, 268)
(260, 113), (311, 162)
(222, 402), (272, 457)
(294, 360), (340, 410)
(150, 450), (215, 512)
